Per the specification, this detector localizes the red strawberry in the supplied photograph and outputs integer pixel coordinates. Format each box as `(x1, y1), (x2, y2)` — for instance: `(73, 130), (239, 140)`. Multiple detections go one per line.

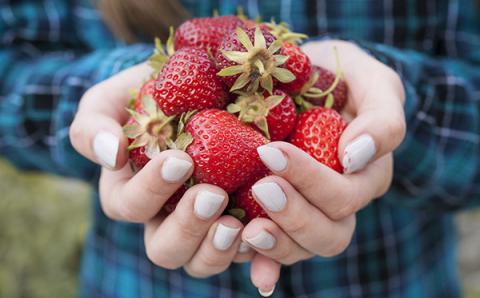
(308, 66), (348, 111)
(124, 95), (175, 171)
(215, 27), (295, 94)
(232, 172), (270, 223)
(135, 79), (156, 111)
(278, 42), (312, 94)
(163, 185), (187, 214)
(174, 16), (244, 56)
(289, 107), (347, 173)
(227, 89), (297, 141)
(154, 47), (228, 116)
(267, 90), (297, 140)
(183, 109), (268, 192)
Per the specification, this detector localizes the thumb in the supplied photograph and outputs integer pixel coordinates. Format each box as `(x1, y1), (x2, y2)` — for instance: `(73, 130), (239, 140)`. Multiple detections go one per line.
(339, 98), (406, 174)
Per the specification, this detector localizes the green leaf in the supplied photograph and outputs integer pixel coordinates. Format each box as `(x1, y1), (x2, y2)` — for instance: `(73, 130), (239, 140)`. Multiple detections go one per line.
(236, 27), (254, 51)
(228, 208), (246, 220)
(254, 117), (270, 139)
(254, 26), (266, 49)
(217, 65), (245, 77)
(230, 72), (250, 91)
(222, 51), (249, 64)
(127, 134), (149, 150)
(175, 133), (193, 151)
(227, 103), (242, 114)
(267, 40), (282, 54)
(272, 67), (295, 83)
(260, 75), (273, 95)
(265, 95), (284, 109)
(166, 27), (175, 56)
(123, 124), (144, 139)
(274, 55), (289, 66)
(325, 93), (334, 109)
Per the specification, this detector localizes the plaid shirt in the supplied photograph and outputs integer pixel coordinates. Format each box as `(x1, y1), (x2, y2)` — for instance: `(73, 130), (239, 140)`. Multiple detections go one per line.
(1, 0), (479, 297)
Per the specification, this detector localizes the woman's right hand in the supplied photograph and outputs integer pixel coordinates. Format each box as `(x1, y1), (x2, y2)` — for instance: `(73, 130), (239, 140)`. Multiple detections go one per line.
(69, 63), (257, 278)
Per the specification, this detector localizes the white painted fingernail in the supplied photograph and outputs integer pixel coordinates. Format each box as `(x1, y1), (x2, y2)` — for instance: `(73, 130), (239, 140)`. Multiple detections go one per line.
(238, 241), (250, 253)
(252, 182), (286, 212)
(246, 230), (276, 250)
(213, 224), (240, 251)
(161, 157), (192, 182)
(259, 286), (275, 297)
(257, 145), (287, 172)
(194, 191), (224, 220)
(342, 134), (376, 174)
(93, 131), (119, 169)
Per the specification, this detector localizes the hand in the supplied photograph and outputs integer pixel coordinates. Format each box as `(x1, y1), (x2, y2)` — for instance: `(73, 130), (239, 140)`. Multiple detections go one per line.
(69, 64), (253, 278)
(240, 40), (406, 287)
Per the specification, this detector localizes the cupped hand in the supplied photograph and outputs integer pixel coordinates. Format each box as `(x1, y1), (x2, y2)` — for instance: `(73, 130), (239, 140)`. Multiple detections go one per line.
(69, 64), (253, 279)
(241, 40), (406, 286)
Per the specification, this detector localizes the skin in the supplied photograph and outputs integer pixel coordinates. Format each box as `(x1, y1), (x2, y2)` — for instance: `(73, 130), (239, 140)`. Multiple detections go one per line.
(70, 40), (406, 294)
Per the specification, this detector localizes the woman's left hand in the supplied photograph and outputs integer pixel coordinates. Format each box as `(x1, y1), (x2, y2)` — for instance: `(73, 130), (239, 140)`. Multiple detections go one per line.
(246, 39), (406, 295)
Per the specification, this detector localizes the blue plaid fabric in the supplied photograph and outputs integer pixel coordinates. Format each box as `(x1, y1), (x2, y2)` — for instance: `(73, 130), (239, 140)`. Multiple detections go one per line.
(1, 0), (479, 297)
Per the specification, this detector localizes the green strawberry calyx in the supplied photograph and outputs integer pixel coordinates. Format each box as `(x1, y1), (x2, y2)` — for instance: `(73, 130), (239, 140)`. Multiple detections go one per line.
(295, 47), (343, 110)
(227, 91), (284, 139)
(265, 20), (308, 45)
(217, 27), (295, 95)
(123, 95), (176, 158)
(148, 27), (175, 75)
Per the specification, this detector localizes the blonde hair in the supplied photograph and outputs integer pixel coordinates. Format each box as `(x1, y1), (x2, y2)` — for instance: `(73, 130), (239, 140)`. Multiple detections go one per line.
(98, 0), (190, 43)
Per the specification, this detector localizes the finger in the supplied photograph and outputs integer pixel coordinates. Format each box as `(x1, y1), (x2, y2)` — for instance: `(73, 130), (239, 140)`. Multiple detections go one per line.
(257, 142), (392, 220)
(251, 175), (356, 255)
(232, 242), (256, 263)
(242, 218), (313, 265)
(144, 184), (228, 270)
(70, 63), (152, 169)
(183, 216), (243, 278)
(251, 254), (281, 297)
(99, 150), (194, 222)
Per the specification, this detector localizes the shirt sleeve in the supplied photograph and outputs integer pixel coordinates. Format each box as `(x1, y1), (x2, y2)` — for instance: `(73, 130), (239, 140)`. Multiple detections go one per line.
(358, 41), (480, 212)
(0, 45), (152, 182)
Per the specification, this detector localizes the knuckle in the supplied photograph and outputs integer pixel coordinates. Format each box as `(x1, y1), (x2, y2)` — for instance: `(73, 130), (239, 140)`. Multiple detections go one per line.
(117, 200), (149, 223)
(145, 245), (182, 270)
(184, 264), (215, 279)
(174, 213), (205, 240)
(322, 233), (352, 257)
(198, 251), (227, 270)
(329, 196), (358, 221)
(283, 218), (307, 237)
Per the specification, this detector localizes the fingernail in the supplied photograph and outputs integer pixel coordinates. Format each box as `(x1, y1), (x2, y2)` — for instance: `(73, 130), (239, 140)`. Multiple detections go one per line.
(161, 157), (192, 182)
(213, 224), (240, 251)
(246, 230), (276, 250)
(93, 131), (119, 169)
(194, 191), (225, 220)
(257, 145), (287, 172)
(259, 286), (275, 297)
(252, 182), (286, 212)
(238, 241), (250, 253)
(342, 134), (376, 174)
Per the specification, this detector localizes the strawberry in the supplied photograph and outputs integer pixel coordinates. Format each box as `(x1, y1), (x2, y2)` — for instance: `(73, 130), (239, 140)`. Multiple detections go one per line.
(227, 89), (297, 141)
(278, 42), (312, 94)
(306, 65), (348, 111)
(163, 185), (187, 214)
(153, 47), (228, 116)
(125, 84), (176, 170)
(231, 171), (270, 223)
(134, 79), (156, 111)
(174, 16), (244, 56)
(182, 109), (268, 193)
(215, 27), (295, 94)
(289, 107), (347, 173)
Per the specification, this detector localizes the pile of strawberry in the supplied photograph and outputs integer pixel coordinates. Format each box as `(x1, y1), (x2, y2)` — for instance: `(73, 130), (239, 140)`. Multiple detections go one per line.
(124, 15), (349, 222)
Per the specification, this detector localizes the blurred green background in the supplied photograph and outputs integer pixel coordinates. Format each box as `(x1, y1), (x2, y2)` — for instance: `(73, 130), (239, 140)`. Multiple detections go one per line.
(0, 158), (479, 298)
